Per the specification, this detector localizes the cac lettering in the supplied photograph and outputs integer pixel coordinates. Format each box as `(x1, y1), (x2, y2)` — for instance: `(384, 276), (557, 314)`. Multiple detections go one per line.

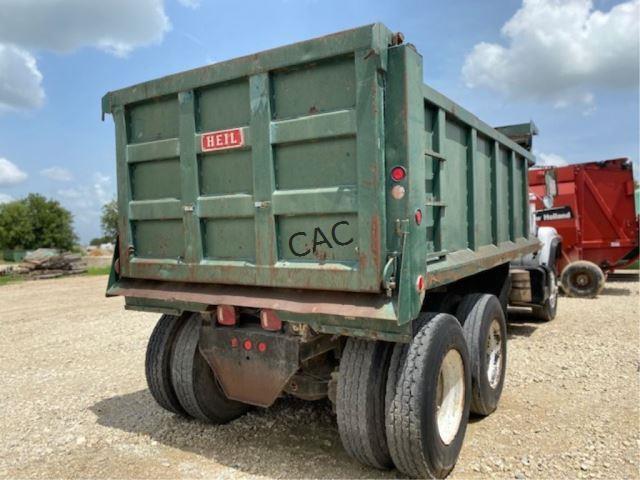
(289, 220), (354, 257)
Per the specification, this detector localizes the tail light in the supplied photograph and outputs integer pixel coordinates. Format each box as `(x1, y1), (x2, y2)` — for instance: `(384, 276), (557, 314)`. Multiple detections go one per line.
(260, 309), (282, 331)
(415, 209), (423, 225)
(217, 305), (237, 326)
(391, 185), (406, 200)
(390, 166), (406, 182)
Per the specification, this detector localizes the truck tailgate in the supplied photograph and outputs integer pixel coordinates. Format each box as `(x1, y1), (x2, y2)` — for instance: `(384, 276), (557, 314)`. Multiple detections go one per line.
(103, 25), (394, 293)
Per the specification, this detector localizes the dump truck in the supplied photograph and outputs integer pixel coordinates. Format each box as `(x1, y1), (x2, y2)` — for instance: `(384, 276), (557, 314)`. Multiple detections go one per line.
(530, 158), (639, 297)
(102, 24), (553, 478)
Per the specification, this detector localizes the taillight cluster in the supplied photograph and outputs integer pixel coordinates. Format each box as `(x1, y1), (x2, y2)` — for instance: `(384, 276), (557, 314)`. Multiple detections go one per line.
(229, 337), (268, 353)
(217, 306), (279, 354)
(390, 166), (422, 226)
(390, 165), (406, 200)
(215, 306), (282, 331)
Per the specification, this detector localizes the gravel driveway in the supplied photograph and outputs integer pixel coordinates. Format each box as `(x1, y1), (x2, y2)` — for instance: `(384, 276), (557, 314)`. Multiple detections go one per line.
(1, 275), (638, 479)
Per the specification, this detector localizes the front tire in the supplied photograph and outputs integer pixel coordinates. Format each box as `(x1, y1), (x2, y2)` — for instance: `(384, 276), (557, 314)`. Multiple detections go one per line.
(171, 314), (249, 424)
(456, 294), (507, 416)
(386, 313), (471, 479)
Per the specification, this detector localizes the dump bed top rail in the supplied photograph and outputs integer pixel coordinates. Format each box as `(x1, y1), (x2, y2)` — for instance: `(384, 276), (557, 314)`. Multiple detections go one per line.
(422, 85), (535, 164)
(102, 24), (393, 115)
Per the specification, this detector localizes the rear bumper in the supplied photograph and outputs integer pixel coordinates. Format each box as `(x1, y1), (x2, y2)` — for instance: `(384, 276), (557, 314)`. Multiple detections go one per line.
(108, 277), (397, 320)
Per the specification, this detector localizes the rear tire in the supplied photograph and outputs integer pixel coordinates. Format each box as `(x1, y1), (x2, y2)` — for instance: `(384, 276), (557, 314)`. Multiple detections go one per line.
(336, 338), (393, 469)
(171, 314), (249, 424)
(560, 260), (605, 298)
(456, 294), (507, 416)
(145, 314), (188, 415)
(386, 313), (471, 479)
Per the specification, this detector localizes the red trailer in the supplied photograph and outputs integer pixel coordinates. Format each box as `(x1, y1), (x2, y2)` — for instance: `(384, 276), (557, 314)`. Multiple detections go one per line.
(529, 158), (639, 297)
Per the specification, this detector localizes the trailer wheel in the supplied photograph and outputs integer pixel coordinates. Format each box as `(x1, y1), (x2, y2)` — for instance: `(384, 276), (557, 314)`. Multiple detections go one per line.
(532, 270), (558, 322)
(456, 294), (507, 416)
(171, 314), (249, 424)
(336, 338), (393, 469)
(560, 260), (605, 298)
(386, 313), (471, 479)
(145, 314), (188, 415)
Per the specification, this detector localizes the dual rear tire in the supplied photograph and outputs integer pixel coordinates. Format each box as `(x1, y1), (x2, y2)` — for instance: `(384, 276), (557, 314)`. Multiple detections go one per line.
(145, 313), (248, 423)
(336, 294), (507, 478)
(337, 313), (473, 479)
(455, 294), (507, 416)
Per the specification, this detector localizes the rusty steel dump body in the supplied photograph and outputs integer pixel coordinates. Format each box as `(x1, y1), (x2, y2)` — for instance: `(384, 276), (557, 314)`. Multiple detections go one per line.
(103, 24), (538, 341)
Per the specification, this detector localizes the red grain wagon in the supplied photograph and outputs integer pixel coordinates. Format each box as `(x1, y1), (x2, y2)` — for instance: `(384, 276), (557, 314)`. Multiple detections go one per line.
(529, 158), (639, 297)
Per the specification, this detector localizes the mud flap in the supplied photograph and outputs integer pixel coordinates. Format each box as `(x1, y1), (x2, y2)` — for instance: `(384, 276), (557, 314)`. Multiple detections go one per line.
(199, 326), (300, 408)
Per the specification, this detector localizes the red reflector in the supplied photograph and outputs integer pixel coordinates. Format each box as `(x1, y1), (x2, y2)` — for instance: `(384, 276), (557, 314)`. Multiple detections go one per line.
(390, 166), (406, 182)
(415, 209), (423, 225)
(258, 342), (267, 353)
(260, 309), (282, 331)
(243, 339), (253, 351)
(217, 305), (237, 326)
(416, 275), (425, 292)
(230, 337), (239, 348)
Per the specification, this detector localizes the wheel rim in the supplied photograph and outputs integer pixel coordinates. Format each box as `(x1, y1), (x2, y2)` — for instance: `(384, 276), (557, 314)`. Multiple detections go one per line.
(572, 271), (592, 290)
(485, 319), (503, 389)
(436, 349), (465, 445)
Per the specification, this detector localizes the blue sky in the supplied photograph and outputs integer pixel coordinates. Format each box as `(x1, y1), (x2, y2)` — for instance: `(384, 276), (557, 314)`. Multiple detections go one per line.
(0, 0), (638, 243)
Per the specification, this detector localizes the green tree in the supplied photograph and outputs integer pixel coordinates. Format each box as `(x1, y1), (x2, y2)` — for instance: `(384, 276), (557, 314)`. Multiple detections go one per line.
(0, 194), (77, 250)
(100, 199), (118, 243)
(89, 236), (112, 246)
(0, 201), (34, 249)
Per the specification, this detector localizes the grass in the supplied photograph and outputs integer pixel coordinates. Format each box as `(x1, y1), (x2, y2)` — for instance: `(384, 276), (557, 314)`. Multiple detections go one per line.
(0, 266), (111, 286)
(0, 275), (24, 286)
(87, 266), (112, 276)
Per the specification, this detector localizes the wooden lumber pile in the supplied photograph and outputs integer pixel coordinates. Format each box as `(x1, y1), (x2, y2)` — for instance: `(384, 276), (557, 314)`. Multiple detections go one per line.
(21, 249), (88, 279)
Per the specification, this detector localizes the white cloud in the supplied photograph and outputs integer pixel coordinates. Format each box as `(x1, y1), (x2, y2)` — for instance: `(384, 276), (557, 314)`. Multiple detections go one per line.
(0, 158), (28, 186)
(0, 193), (13, 204)
(57, 172), (113, 213)
(40, 166), (73, 182)
(177, 0), (201, 8)
(536, 152), (569, 167)
(0, 44), (44, 111)
(0, 0), (171, 57)
(462, 0), (640, 108)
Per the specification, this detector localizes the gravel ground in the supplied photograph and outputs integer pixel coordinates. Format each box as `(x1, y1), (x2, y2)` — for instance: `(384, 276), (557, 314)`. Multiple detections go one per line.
(0, 275), (638, 479)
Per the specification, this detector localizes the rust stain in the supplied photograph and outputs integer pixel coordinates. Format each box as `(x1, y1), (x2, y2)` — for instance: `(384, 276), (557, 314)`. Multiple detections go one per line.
(370, 216), (380, 271)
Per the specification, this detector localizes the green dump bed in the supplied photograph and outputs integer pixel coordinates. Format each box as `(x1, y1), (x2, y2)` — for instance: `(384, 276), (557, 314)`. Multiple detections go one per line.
(103, 24), (538, 323)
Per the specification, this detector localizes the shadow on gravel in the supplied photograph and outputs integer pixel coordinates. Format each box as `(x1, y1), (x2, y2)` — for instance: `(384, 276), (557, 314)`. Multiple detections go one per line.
(606, 271), (639, 282)
(505, 310), (540, 339)
(90, 390), (399, 479)
(600, 286), (632, 296)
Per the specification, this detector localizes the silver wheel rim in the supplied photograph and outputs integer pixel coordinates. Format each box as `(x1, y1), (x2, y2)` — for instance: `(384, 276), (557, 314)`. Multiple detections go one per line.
(486, 319), (503, 389)
(436, 349), (465, 445)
